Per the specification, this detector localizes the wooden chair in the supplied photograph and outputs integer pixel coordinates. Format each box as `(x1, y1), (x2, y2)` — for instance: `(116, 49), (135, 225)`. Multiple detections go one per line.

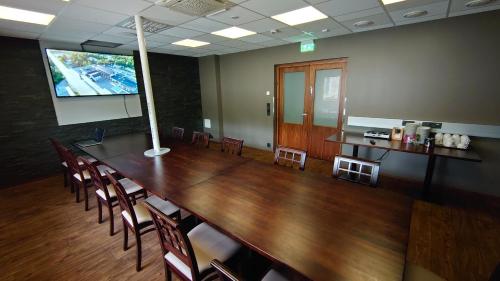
(332, 155), (380, 187)
(145, 201), (241, 281)
(81, 158), (147, 236)
(172, 127), (185, 140)
(191, 131), (210, 148)
(105, 171), (156, 272)
(273, 146), (307, 171)
(221, 137), (244, 156)
(211, 259), (289, 281)
(49, 138), (96, 189)
(62, 147), (115, 211)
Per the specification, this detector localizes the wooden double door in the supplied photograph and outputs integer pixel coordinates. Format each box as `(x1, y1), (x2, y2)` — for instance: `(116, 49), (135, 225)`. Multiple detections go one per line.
(276, 58), (347, 160)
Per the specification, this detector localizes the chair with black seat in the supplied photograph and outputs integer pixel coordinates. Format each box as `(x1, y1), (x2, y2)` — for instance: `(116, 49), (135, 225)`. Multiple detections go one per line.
(332, 155), (380, 187)
(211, 259), (289, 281)
(81, 157), (147, 236)
(273, 146), (307, 171)
(221, 137), (244, 156)
(145, 201), (241, 281)
(106, 171), (158, 272)
(62, 147), (115, 211)
(49, 138), (96, 189)
(172, 127), (185, 140)
(191, 131), (210, 148)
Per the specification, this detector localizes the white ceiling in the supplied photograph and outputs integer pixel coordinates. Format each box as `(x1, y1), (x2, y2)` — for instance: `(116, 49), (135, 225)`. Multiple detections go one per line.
(0, 0), (499, 57)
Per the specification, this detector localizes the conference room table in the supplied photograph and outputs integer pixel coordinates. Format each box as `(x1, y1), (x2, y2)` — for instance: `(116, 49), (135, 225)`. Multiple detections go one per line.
(78, 133), (414, 281)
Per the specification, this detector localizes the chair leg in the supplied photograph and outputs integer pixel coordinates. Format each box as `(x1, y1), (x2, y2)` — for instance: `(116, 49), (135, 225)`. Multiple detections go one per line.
(97, 199), (103, 224)
(135, 231), (142, 272)
(75, 181), (80, 203)
(70, 172), (75, 193)
(144, 190), (148, 199)
(165, 263), (172, 281)
(123, 220), (128, 251)
(84, 185), (89, 211)
(108, 205), (115, 236)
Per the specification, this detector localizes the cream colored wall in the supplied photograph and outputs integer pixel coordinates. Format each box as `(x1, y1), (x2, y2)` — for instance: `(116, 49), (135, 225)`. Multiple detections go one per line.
(199, 10), (500, 196)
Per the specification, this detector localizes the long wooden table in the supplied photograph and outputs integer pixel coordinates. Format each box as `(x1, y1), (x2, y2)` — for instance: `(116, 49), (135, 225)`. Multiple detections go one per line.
(78, 133), (413, 281)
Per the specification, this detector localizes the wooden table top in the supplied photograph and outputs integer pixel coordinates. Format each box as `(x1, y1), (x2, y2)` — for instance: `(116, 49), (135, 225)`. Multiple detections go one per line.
(79, 133), (414, 281)
(326, 132), (481, 162)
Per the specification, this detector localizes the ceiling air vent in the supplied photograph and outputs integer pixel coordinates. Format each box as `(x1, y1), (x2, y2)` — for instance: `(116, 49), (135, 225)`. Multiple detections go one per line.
(155, 0), (235, 16)
(117, 17), (172, 33)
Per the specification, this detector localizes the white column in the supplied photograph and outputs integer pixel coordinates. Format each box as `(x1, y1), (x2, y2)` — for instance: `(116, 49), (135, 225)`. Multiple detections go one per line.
(135, 15), (170, 157)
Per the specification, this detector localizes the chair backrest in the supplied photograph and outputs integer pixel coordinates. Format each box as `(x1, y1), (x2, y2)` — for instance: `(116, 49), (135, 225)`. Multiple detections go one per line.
(144, 201), (200, 280)
(81, 157), (108, 194)
(210, 259), (241, 281)
(61, 146), (85, 180)
(105, 171), (138, 227)
(273, 146), (307, 171)
(221, 137), (244, 156)
(191, 131), (210, 148)
(172, 127), (185, 140)
(332, 155), (380, 187)
(49, 138), (66, 163)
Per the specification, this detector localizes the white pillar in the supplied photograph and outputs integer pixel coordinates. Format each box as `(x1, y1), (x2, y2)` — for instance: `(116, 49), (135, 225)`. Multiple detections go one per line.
(135, 15), (170, 157)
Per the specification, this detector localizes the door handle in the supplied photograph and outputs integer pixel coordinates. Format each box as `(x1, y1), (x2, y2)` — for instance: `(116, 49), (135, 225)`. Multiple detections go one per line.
(301, 113), (308, 116)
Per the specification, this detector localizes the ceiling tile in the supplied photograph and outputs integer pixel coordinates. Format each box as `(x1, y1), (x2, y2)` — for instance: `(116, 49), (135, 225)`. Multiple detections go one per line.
(313, 26), (351, 38)
(61, 4), (129, 26)
(103, 26), (152, 39)
(123, 40), (164, 49)
(240, 0), (309, 16)
(238, 18), (287, 33)
(390, 1), (448, 23)
(283, 33), (317, 42)
(316, 0), (381, 17)
(396, 13), (446, 25)
(207, 6), (265, 25)
(239, 33), (275, 43)
(0, 28), (40, 40)
(146, 33), (182, 43)
(305, 0), (330, 4)
(341, 13), (394, 32)
(75, 0), (152, 16)
(449, 0), (500, 17)
(385, 0), (448, 12)
(139, 5), (196, 25)
(149, 47), (177, 54)
(179, 18), (230, 33)
(0, 19), (48, 34)
(262, 26), (303, 39)
(46, 16), (112, 35)
(217, 39), (248, 48)
(333, 7), (386, 22)
(258, 39), (290, 47)
(192, 33), (228, 43)
(295, 18), (344, 33)
(158, 27), (204, 38)
(90, 34), (136, 44)
(0, 0), (68, 14)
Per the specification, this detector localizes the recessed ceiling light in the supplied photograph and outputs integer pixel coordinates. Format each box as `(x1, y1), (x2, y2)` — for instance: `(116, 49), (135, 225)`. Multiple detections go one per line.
(211, 26), (256, 39)
(353, 20), (374, 28)
(0, 5), (55, 25)
(172, 39), (210, 47)
(382, 0), (406, 4)
(465, 0), (493, 8)
(271, 6), (328, 26)
(403, 10), (428, 18)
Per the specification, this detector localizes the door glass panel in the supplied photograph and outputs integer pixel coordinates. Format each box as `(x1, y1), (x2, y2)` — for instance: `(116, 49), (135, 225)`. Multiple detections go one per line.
(313, 69), (341, 128)
(283, 71), (305, 125)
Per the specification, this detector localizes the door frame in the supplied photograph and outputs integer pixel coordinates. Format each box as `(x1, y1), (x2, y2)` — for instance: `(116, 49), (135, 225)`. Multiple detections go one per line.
(273, 57), (348, 156)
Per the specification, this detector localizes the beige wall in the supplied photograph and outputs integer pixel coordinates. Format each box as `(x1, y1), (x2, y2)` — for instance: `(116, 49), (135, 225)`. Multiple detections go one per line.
(199, 11), (500, 196)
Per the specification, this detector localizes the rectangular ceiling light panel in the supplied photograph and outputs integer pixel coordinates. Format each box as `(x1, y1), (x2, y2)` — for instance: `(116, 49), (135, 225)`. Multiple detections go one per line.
(173, 39), (210, 47)
(271, 6), (328, 26)
(381, 0), (406, 4)
(211, 27), (256, 39)
(0, 5), (55, 25)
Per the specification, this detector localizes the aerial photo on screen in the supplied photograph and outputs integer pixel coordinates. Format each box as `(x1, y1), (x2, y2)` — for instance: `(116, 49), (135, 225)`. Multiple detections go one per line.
(46, 49), (138, 97)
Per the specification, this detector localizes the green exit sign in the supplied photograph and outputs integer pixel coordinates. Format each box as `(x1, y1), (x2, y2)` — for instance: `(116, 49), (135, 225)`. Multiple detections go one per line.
(300, 40), (315, 53)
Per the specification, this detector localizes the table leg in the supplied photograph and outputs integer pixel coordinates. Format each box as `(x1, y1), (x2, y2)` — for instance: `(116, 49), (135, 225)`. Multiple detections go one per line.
(423, 154), (436, 200)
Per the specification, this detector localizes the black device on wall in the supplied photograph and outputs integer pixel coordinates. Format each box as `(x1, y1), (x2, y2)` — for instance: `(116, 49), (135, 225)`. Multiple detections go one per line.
(45, 48), (139, 98)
